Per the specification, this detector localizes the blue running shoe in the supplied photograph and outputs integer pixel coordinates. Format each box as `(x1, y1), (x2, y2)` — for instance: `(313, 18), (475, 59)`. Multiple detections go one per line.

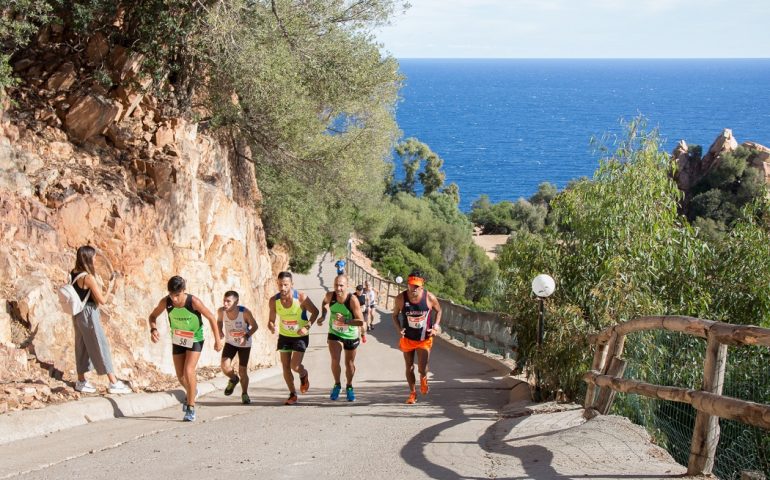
(346, 386), (355, 402)
(182, 387), (200, 411)
(183, 406), (196, 422)
(330, 384), (341, 400)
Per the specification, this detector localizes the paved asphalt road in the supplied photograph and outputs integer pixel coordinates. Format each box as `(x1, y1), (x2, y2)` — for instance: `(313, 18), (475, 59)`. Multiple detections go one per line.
(0, 254), (687, 479)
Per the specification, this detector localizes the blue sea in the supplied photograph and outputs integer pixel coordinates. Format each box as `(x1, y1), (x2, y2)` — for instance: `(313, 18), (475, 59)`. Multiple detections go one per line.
(395, 59), (770, 211)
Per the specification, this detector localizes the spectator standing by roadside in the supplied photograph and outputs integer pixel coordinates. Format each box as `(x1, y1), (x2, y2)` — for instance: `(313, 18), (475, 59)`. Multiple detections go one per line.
(68, 245), (131, 396)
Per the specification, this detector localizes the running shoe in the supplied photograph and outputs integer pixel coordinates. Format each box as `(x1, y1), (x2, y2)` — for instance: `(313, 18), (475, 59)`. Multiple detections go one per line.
(182, 386), (200, 411)
(420, 376), (429, 395)
(183, 406), (196, 422)
(74, 380), (96, 393)
(241, 393), (251, 404)
(406, 391), (417, 404)
(330, 384), (341, 401)
(224, 375), (239, 396)
(284, 393), (298, 405)
(361, 334), (367, 343)
(107, 380), (131, 394)
(346, 386), (355, 402)
(300, 373), (310, 393)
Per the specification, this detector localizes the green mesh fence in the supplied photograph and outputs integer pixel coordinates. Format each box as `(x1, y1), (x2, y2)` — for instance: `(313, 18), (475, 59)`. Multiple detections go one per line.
(612, 330), (770, 479)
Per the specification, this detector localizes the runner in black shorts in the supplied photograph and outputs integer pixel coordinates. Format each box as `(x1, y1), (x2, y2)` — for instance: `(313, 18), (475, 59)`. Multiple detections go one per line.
(148, 276), (223, 421)
(268, 271), (319, 405)
(319, 275), (364, 402)
(217, 291), (258, 404)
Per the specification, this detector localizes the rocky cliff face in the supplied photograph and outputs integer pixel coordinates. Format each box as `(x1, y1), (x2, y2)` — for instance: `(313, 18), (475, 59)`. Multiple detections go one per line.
(0, 38), (287, 412)
(672, 128), (770, 195)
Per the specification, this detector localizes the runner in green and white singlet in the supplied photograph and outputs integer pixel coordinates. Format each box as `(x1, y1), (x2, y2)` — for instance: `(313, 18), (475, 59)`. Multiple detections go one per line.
(148, 276), (223, 421)
(319, 275), (364, 402)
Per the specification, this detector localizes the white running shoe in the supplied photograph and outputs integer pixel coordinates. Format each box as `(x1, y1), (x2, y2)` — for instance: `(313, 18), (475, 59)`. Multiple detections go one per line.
(74, 380), (96, 393)
(108, 380), (132, 394)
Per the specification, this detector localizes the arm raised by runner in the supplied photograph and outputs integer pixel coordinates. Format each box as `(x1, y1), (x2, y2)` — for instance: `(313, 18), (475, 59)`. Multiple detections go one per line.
(347, 294), (364, 327)
(243, 308), (258, 343)
(317, 291), (331, 327)
(298, 291), (319, 336)
(216, 307), (225, 340)
(426, 291), (442, 336)
(267, 297), (276, 334)
(148, 298), (165, 343)
(392, 292), (405, 337)
(192, 296), (223, 352)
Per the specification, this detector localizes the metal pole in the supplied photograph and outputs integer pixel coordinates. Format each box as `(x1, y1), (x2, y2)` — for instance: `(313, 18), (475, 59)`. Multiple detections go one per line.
(538, 297), (545, 346)
(534, 297), (545, 402)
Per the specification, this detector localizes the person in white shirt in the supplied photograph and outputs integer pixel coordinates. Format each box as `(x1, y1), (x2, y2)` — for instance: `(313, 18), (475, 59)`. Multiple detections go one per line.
(363, 280), (377, 331)
(217, 290), (259, 404)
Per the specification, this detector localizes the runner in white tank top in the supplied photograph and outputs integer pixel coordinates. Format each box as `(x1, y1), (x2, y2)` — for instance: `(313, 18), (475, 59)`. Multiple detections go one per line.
(217, 290), (259, 404)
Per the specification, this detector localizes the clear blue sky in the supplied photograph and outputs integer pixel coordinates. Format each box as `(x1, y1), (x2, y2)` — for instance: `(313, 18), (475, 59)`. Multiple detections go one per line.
(375, 0), (770, 58)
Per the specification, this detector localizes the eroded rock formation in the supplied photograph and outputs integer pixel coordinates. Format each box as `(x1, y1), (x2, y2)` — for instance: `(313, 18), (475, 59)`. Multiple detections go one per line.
(0, 36), (287, 412)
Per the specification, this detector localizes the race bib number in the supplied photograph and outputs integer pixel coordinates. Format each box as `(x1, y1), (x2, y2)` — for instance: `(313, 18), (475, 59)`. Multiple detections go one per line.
(408, 319), (426, 329)
(333, 318), (347, 332)
(283, 320), (298, 331)
(172, 329), (195, 347)
(407, 313), (427, 329)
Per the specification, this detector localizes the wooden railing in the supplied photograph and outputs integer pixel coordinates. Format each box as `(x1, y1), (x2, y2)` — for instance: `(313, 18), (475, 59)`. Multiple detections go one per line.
(583, 316), (770, 476)
(345, 257), (516, 359)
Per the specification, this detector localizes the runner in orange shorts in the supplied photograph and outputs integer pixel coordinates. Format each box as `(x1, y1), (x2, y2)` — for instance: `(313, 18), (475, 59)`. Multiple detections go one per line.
(392, 269), (442, 404)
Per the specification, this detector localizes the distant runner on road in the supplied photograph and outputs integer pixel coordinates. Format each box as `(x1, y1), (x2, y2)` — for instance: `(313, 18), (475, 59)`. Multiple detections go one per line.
(319, 275), (364, 402)
(268, 271), (319, 405)
(354, 284), (367, 343)
(392, 269), (442, 405)
(148, 276), (223, 421)
(363, 280), (377, 331)
(335, 259), (346, 275)
(217, 291), (258, 405)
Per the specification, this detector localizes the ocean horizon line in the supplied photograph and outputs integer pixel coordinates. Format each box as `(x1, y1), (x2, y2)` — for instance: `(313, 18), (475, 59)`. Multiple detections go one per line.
(395, 57), (770, 61)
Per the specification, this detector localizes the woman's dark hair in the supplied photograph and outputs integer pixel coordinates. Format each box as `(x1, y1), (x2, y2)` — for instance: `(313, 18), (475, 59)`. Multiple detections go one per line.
(224, 290), (239, 301)
(277, 271), (293, 281)
(75, 246), (96, 276)
(167, 276), (186, 293)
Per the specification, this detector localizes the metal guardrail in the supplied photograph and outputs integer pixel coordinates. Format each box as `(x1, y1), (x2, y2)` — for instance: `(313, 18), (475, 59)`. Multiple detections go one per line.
(345, 256), (516, 359)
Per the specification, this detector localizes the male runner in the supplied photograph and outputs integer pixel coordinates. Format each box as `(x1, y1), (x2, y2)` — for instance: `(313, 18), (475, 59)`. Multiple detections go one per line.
(218, 290), (258, 404)
(319, 275), (364, 401)
(391, 269), (442, 405)
(268, 271), (319, 405)
(148, 276), (223, 421)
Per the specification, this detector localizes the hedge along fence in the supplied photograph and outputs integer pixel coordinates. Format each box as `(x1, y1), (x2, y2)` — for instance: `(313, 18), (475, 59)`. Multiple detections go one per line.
(345, 257), (517, 359)
(583, 316), (770, 477)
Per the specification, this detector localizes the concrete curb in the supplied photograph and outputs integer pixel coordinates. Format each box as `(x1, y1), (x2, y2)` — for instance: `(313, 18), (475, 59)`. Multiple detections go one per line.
(0, 365), (281, 445)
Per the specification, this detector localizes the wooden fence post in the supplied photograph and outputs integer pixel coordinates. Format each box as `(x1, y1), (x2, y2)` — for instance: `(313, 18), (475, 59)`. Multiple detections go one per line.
(594, 356), (627, 414)
(687, 334), (728, 476)
(585, 341), (609, 410)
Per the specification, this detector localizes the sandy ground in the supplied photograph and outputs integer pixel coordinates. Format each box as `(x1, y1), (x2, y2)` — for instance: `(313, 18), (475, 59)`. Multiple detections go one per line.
(472, 234), (510, 259)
